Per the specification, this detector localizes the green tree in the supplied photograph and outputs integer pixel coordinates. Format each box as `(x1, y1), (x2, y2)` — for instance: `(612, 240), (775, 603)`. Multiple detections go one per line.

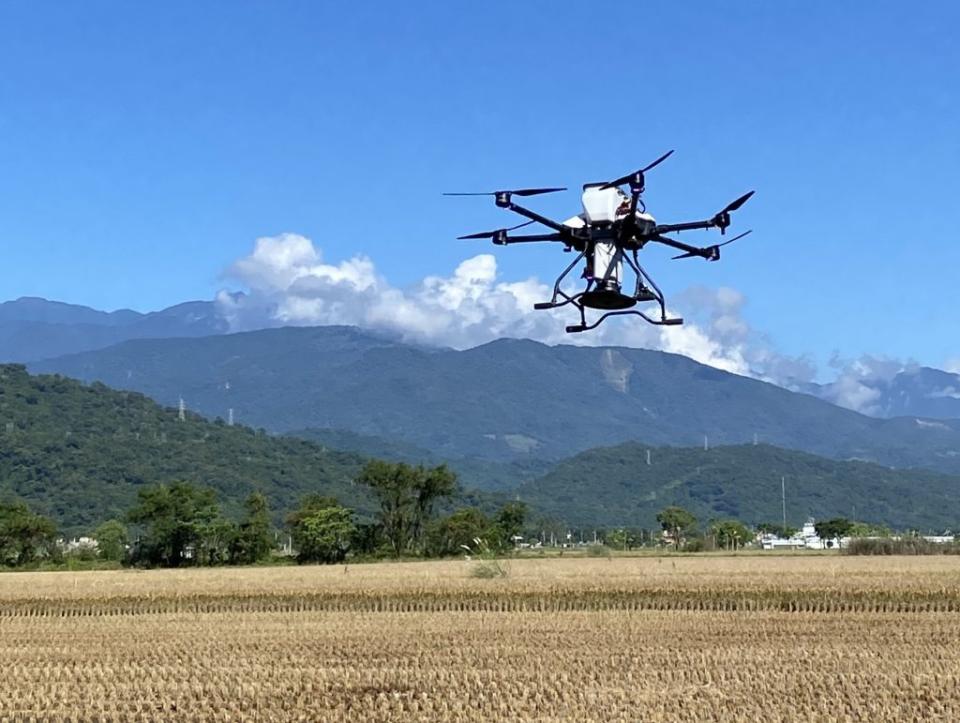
(848, 521), (892, 538)
(230, 492), (273, 564)
(710, 519), (752, 550)
(358, 461), (456, 556)
(196, 517), (238, 565)
(756, 522), (799, 538)
(425, 507), (491, 557)
(350, 522), (384, 557)
(605, 527), (646, 550)
(607, 528), (628, 551)
(93, 519), (128, 562)
(656, 506), (697, 549)
(494, 502), (527, 550)
(0, 501), (57, 566)
(291, 505), (355, 564)
(815, 517), (854, 549)
(127, 481), (222, 567)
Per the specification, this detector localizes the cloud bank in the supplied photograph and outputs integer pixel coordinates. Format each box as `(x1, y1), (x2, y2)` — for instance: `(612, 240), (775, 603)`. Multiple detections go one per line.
(217, 233), (815, 384)
(217, 233), (959, 416)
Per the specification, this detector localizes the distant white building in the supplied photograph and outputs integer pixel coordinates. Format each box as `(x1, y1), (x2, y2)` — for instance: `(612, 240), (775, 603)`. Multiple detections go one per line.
(60, 536), (99, 553)
(759, 518), (840, 550)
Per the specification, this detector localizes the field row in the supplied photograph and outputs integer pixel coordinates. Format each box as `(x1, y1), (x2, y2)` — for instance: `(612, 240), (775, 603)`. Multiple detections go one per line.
(2, 609), (959, 721)
(3, 555), (960, 599)
(4, 586), (960, 617)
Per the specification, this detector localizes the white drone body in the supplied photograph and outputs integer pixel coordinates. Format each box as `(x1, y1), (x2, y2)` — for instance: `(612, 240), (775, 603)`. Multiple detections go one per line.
(564, 186), (656, 292)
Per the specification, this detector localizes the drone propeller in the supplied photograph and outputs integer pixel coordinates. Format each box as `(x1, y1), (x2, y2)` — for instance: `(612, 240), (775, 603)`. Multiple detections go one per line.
(720, 190), (755, 214)
(671, 229), (753, 260)
(443, 187), (566, 198)
(712, 190), (755, 233)
(457, 220), (535, 240)
(600, 150), (675, 190)
(716, 228), (753, 247)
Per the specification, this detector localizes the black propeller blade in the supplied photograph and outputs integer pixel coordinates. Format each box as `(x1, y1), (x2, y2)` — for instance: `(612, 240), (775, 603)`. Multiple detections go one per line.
(600, 150), (675, 190)
(457, 220), (534, 240)
(712, 191), (755, 233)
(720, 190), (755, 214)
(671, 229), (753, 260)
(443, 187), (566, 197)
(716, 229), (753, 248)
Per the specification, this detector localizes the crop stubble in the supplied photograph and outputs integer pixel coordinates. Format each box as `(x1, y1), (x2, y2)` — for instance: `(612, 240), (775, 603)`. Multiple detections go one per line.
(1, 556), (959, 721)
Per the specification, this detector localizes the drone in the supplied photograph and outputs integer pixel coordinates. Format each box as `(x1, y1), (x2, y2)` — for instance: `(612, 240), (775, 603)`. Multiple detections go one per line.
(445, 151), (754, 333)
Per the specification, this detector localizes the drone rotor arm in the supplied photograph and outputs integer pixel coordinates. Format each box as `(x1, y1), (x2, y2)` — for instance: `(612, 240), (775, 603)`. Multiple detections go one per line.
(496, 232), (569, 245)
(649, 234), (714, 260)
(503, 201), (572, 234)
(651, 219), (718, 236)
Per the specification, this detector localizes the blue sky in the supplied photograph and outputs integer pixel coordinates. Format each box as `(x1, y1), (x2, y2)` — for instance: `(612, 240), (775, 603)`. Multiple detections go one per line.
(0, 1), (957, 374)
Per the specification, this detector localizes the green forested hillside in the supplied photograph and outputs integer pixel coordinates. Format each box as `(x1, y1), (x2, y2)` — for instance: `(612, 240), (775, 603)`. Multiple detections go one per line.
(5, 363), (959, 536)
(293, 427), (553, 491)
(30, 327), (960, 476)
(0, 365), (375, 534)
(517, 443), (960, 532)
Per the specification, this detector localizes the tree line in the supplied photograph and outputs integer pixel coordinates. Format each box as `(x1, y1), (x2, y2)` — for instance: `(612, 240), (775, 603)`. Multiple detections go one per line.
(0, 460), (527, 568)
(651, 505), (860, 551)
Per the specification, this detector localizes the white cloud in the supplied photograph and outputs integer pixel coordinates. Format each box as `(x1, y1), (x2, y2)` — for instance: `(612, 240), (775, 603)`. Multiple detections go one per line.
(945, 358), (960, 374)
(217, 233), (816, 383)
(815, 354), (913, 414)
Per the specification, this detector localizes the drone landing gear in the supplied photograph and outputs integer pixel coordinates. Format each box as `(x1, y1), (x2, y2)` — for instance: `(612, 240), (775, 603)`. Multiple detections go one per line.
(537, 248), (682, 333)
(566, 311), (684, 334)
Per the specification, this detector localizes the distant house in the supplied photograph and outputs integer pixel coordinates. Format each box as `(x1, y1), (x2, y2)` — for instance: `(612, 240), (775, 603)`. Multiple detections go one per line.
(758, 518), (840, 550)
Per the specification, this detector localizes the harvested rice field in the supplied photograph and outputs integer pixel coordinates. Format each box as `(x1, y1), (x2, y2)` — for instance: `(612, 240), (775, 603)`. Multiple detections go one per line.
(1, 556), (959, 721)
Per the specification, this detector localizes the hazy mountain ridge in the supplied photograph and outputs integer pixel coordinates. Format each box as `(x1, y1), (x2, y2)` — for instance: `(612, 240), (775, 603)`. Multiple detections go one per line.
(0, 297), (228, 362)
(28, 325), (960, 477)
(6, 297), (960, 423)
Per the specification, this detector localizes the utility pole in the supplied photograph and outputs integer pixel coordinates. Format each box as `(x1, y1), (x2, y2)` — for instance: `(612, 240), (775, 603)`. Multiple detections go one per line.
(781, 476), (787, 530)
(178, 397), (186, 422)
(646, 449), (651, 466)
(227, 408), (234, 426)
(704, 435), (709, 451)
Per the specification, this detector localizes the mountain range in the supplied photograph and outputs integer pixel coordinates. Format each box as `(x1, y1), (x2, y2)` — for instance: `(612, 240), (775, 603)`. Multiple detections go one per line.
(5, 296), (960, 421)
(26, 325), (960, 480)
(0, 296), (228, 362)
(3, 363), (959, 534)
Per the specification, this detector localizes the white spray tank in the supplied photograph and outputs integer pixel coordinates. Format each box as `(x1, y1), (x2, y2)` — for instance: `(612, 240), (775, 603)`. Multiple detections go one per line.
(580, 185), (625, 291)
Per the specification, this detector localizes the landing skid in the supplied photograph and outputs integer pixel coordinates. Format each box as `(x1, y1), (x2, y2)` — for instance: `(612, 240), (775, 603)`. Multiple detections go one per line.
(535, 249), (682, 333)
